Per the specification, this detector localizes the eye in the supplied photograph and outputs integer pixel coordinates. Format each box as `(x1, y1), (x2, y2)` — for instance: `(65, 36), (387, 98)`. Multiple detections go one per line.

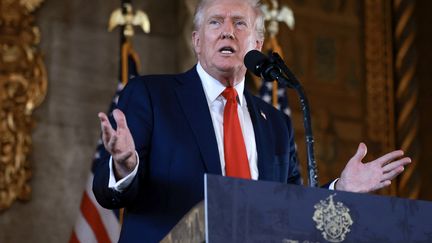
(235, 20), (248, 28)
(209, 19), (221, 26)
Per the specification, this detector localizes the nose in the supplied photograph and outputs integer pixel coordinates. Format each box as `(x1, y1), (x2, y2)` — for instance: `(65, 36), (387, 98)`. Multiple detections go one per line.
(220, 21), (235, 39)
(221, 32), (234, 39)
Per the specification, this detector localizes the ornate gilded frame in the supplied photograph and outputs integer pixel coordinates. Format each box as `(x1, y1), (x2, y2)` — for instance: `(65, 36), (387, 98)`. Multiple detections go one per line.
(0, 0), (47, 211)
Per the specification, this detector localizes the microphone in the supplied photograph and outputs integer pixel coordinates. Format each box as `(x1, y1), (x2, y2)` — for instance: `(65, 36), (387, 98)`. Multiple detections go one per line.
(244, 49), (319, 187)
(244, 50), (282, 82)
(244, 50), (299, 89)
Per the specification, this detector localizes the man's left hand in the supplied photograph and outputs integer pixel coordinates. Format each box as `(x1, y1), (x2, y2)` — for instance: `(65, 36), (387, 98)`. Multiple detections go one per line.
(336, 142), (411, 193)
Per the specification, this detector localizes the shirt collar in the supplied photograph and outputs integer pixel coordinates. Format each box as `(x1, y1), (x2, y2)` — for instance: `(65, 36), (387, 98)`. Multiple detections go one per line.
(197, 62), (245, 106)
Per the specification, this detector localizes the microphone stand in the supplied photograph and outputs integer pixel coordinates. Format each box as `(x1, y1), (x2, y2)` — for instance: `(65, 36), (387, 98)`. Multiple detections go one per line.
(268, 52), (319, 187)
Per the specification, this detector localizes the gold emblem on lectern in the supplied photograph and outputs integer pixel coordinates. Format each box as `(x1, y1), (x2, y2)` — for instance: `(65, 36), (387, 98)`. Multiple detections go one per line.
(312, 194), (353, 242)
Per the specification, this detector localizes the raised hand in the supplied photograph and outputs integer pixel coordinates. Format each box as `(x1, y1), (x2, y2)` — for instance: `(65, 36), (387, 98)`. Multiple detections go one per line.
(98, 109), (137, 180)
(336, 143), (411, 193)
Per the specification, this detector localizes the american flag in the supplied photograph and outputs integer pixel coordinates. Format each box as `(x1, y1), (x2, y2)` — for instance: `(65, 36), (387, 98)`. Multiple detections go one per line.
(69, 44), (139, 243)
(259, 81), (291, 117)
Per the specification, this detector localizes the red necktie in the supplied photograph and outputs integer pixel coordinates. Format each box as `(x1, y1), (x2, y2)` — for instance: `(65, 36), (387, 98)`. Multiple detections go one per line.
(222, 87), (251, 179)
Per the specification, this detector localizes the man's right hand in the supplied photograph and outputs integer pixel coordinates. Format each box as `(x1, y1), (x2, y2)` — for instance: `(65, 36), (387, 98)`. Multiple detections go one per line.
(98, 109), (137, 180)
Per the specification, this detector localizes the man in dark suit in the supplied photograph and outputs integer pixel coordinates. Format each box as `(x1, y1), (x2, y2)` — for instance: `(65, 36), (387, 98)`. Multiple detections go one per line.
(93, 0), (411, 242)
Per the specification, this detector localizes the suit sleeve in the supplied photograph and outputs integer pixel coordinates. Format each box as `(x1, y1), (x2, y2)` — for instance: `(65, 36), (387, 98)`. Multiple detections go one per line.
(92, 77), (153, 209)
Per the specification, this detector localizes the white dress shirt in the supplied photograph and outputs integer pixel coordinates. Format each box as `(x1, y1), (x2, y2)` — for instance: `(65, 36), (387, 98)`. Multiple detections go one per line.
(197, 62), (258, 179)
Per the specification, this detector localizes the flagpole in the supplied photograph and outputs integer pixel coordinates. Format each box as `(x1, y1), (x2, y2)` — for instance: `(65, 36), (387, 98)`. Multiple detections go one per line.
(108, 0), (149, 227)
(117, 0), (130, 227)
(119, 0), (131, 86)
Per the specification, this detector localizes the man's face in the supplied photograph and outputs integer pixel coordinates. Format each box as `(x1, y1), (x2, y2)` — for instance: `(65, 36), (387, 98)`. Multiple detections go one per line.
(192, 0), (263, 85)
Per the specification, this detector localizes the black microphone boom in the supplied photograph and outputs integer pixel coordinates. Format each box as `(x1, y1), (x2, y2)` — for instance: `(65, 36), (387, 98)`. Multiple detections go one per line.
(244, 50), (319, 187)
(244, 50), (281, 82)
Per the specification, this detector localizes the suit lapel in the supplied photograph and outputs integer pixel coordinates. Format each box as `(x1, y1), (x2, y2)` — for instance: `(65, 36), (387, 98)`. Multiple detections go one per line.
(244, 91), (273, 181)
(174, 68), (222, 175)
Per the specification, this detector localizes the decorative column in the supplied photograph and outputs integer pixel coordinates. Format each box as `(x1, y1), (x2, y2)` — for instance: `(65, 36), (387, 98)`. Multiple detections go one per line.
(364, 0), (397, 195)
(0, 0), (47, 211)
(392, 0), (421, 199)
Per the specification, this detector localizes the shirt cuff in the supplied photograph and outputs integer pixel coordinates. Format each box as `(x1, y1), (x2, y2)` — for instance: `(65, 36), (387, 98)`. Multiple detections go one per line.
(108, 151), (139, 192)
(328, 178), (339, 190)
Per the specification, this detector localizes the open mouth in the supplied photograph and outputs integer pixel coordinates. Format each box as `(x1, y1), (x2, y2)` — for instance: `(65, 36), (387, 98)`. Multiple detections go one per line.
(219, 46), (235, 54)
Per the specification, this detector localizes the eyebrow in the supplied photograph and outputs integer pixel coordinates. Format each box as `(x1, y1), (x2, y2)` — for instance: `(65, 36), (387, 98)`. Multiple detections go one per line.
(207, 14), (249, 23)
(232, 16), (248, 22)
(207, 14), (224, 20)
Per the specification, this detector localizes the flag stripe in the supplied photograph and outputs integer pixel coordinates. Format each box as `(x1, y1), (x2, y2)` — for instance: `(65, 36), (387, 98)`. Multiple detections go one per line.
(86, 175), (121, 242)
(74, 212), (98, 243)
(69, 231), (79, 243)
(81, 192), (112, 243)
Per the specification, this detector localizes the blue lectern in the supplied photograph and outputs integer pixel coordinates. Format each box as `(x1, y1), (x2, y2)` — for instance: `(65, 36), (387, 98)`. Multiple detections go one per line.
(162, 174), (432, 243)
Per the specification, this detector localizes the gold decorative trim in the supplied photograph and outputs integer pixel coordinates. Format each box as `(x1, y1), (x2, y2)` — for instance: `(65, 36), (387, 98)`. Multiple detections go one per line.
(0, 0), (47, 211)
(19, 0), (44, 12)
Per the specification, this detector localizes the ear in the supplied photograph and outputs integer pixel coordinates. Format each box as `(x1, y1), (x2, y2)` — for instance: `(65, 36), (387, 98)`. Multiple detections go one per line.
(255, 39), (264, 51)
(192, 31), (201, 54)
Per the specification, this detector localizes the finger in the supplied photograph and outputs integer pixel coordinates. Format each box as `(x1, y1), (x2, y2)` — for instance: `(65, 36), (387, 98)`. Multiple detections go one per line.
(98, 112), (108, 121)
(107, 133), (118, 151)
(98, 112), (115, 142)
(373, 180), (392, 191)
(98, 112), (110, 128)
(113, 109), (128, 130)
(374, 150), (405, 166)
(382, 157), (411, 173)
(382, 166), (405, 181)
(351, 142), (367, 162)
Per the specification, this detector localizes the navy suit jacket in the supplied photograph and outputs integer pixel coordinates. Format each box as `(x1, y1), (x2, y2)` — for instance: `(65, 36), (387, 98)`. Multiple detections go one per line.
(93, 66), (301, 243)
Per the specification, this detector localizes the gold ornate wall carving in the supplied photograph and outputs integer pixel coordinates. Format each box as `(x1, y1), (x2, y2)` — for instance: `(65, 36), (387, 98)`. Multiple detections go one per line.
(0, 0), (47, 211)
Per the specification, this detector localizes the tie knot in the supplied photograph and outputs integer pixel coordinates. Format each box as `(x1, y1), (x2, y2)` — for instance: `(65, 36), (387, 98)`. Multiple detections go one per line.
(222, 87), (238, 101)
